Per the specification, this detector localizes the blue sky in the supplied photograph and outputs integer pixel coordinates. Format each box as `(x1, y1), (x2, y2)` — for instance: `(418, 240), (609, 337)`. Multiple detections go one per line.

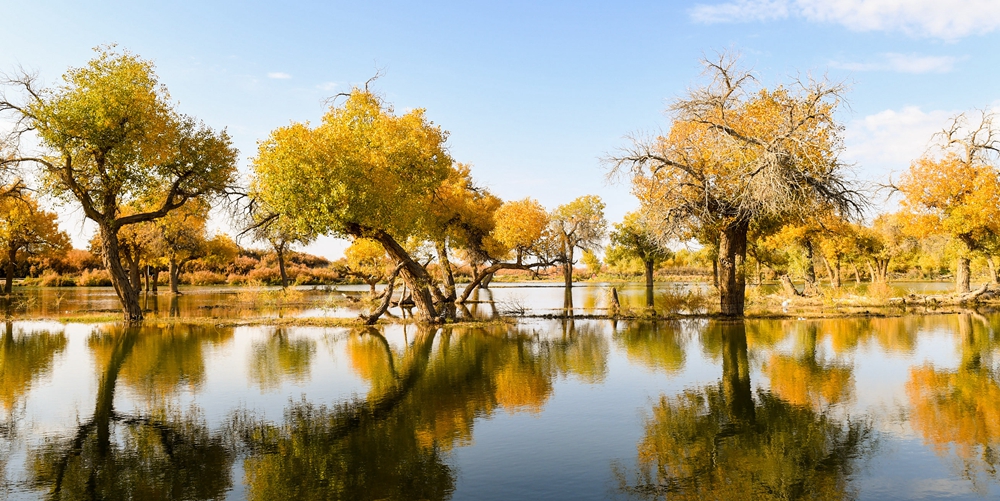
(3, 0), (999, 258)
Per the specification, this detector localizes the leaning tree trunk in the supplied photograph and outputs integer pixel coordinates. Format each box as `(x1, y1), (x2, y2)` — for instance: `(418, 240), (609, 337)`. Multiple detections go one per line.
(99, 226), (143, 322)
(987, 256), (999, 285)
(822, 256), (841, 289)
(4, 246), (15, 295)
(956, 257), (971, 293)
(369, 229), (439, 323)
(718, 220), (750, 316)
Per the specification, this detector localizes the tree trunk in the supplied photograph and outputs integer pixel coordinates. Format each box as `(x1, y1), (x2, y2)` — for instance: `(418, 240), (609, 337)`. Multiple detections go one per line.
(802, 239), (818, 296)
(363, 264), (404, 325)
(851, 263), (862, 283)
(99, 226), (143, 322)
(275, 243), (289, 288)
(822, 256), (841, 288)
(956, 256), (971, 293)
(712, 259), (720, 290)
(144, 265), (150, 292)
(563, 246), (575, 290)
(644, 259), (655, 308)
(987, 256), (1000, 285)
(435, 240), (456, 301)
(780, 274), (802, 297)
(169, 257), (181, 294)
(4, 246), (14, 295)
(369, 229), (439, 322)
(718, 220), (749, 316)
(126, 250), (141, 295)
(151, 268), (159, 292)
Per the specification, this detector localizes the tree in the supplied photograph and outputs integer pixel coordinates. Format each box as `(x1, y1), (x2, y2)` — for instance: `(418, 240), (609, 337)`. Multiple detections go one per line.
(608, 211), (671, 307)
(250, 89), (451, 322)
(154, 198), (211, 294)
(0, 194), (70, 294)
(456, 197), (556, 304)
(551, 195), (607, 291)
(0, 47), (238, 322)
(343, 238), (392, 295)
(898, 111), (1000, 293)
(610, 53), (863, 316)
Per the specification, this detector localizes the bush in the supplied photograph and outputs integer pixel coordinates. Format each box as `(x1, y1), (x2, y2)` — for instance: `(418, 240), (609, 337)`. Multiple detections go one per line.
(184, 270), (227, 285)
(79, 268), (113, 286)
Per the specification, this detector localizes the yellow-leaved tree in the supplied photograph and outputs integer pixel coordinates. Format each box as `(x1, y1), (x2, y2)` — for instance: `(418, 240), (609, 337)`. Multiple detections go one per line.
(609, 54), (864, 316)
(0, 46), (237, 321)
(250, 88), (452, 322)
(898, 111), (1000, 293)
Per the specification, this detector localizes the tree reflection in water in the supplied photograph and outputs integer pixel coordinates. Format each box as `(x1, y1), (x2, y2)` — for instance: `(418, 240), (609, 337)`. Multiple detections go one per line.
(906, 313), (1000, 493)
(28, 324), (233, 500)
(614, 320), (875, 500)
(233, 323), (608, 500)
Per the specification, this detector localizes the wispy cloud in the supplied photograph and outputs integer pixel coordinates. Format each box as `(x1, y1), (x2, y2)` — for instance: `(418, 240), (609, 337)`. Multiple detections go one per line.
(267, 72), (292, 79)
(316, 81), (337, 91)
(691, 0), (1000, 39)
(830, 53), (963, 74)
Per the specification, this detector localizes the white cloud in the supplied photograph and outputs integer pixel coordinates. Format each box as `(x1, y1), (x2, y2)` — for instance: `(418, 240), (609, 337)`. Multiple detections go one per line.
(691, 0), (1000, 39)
(830, 53), (962, 74)
(842, 106), (955, 181)
(267, 72), (292, 79)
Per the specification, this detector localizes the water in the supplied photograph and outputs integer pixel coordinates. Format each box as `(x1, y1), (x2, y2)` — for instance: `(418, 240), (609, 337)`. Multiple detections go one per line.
(1, 284), (998, 500)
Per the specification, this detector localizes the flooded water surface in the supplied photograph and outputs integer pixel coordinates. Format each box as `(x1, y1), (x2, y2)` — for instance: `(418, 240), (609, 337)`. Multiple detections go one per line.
(1, 285), (999, 499)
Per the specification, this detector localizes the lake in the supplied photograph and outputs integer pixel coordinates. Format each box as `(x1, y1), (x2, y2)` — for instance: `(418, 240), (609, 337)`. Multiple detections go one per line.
(1, 283), (998, 500)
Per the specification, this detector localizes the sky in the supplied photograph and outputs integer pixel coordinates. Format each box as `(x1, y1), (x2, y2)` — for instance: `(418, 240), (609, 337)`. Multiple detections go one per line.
(3, 0), (999, 259)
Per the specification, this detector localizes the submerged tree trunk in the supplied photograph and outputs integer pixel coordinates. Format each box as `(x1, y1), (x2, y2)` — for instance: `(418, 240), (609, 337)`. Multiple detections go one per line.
(99, 226), (143, 322)
(956, 256), (971, 293)
(718, 220), (749, 317)
(151, 268), (159, 292)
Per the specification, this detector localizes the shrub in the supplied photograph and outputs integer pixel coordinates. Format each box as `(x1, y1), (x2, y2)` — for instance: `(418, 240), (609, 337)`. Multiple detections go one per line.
(184, 270), (227, 285)
(79, 268), (113, 286)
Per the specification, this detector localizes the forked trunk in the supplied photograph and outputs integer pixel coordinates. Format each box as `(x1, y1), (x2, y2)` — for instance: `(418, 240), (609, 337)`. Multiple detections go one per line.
(370, 229), (439, 323)
(956, 256), (971, 293)
(99, 226), (143, 323)
(822, 256), (841, 288)
(718, 220), (749, 316)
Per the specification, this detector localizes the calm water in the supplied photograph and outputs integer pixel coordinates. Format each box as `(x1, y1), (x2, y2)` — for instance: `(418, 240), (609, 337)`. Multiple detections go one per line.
(1, 285), (998, 500)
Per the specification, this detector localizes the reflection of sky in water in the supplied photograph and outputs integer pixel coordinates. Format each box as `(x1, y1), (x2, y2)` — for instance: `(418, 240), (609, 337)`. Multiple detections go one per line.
(1, 308), (999, 499)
